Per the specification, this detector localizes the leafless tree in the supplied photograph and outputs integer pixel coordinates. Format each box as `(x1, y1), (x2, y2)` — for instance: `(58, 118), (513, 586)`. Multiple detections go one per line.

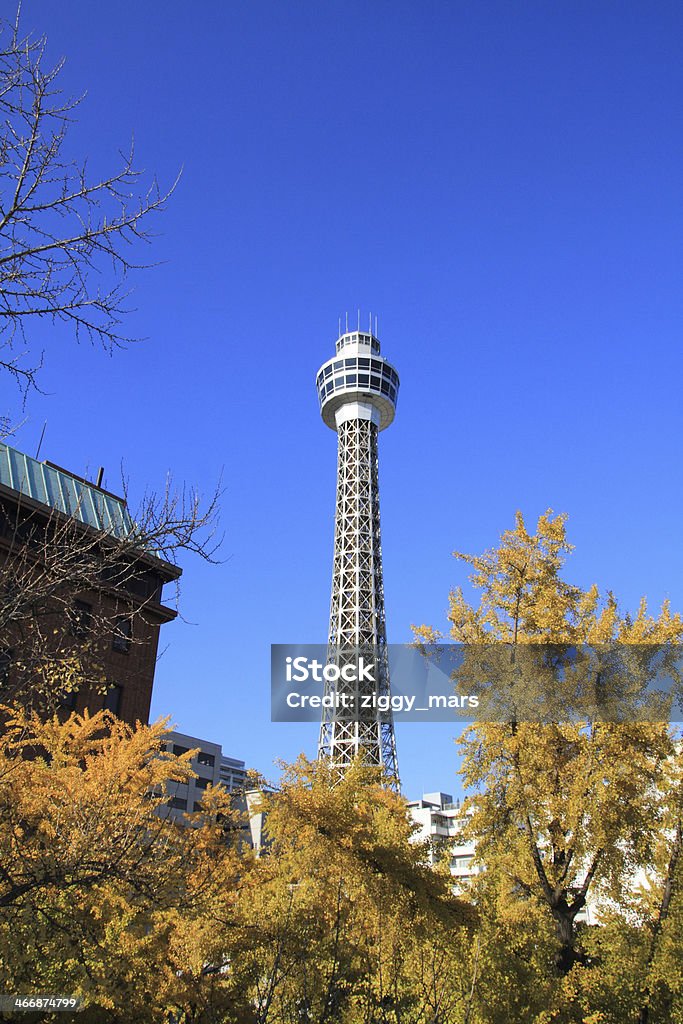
(0, 469), (222, 709)
(0, 11), (226, 711)
(0, 7), (177, 409)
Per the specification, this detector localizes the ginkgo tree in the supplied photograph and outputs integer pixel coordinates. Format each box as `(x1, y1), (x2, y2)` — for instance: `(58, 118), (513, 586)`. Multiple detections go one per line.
(414, 510), (683, 1019)
(0, 703), (252, 1022)
(240, 756), (475, 1024)
(0, 704), (482, 1024)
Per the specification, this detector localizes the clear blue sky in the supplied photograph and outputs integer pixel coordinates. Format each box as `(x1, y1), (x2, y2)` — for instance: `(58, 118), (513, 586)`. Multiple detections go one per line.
(8, 2), (683, 799)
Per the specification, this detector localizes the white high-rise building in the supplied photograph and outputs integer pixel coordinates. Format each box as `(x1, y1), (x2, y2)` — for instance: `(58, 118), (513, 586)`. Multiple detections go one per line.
(163, 730), (247, 822)
(407, 792), (480, 886)
(408, 791), (597, 924)
(219, 754), (248, 792)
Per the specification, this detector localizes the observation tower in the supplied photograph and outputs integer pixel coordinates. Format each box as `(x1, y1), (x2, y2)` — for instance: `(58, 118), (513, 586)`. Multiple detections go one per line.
(315, 319), (400, 789)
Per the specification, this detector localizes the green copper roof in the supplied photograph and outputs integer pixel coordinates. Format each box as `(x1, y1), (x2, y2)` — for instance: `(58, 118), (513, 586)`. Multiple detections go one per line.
(0, 443), (133, 539)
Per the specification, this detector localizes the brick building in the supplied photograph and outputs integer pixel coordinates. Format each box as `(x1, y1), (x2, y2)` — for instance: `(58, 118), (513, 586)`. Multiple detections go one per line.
(0, 442), (180, 726)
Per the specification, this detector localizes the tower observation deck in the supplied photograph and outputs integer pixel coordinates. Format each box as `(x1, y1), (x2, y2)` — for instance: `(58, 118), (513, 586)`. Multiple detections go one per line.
(315, 325), (400, 789)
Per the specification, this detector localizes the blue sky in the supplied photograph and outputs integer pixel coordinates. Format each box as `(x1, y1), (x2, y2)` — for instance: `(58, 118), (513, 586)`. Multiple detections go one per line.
(7, 2), (683, 799)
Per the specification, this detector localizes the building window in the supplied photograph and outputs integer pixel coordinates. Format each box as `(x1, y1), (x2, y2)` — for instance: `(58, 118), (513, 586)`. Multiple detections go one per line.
(148, 574), (163, 603)
(195, 776), (211, 790)
(112, 617), (132, 653)
(172, 744), (189, 757)
(14, 516), (39, 548)
(169, 797), (187, 810)
(59, 688), (76, 710)
(71, 599), (92, 639)
(197, 752), (215, 768)
(103, 684), (122, 715)
(451, 855), (474, 872)
(0, 504), (11, 537)
(0, 650), (11, 687)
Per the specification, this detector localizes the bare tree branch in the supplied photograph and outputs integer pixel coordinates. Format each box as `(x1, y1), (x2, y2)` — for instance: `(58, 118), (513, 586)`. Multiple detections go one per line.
(0, 11), (179, 406)
(0, 465), (222, 709)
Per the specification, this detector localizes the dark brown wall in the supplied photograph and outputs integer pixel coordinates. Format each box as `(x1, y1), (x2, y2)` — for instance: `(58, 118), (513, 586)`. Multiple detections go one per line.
(65, 592), (168, 725)
(0, 492), (179, 728)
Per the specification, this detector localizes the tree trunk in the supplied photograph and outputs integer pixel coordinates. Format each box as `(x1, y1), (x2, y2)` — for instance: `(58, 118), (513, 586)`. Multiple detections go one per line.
(551, 907), (586, 976)
(637, 818), (682, 1024)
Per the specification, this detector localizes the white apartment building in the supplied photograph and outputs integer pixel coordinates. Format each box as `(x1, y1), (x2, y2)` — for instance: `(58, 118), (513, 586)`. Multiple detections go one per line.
(408, 790), (598, 924)
(407, 791), (480, 887)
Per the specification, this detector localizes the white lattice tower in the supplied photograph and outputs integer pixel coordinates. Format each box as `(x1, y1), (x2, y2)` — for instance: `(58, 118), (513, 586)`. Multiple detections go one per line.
(315, 323), (400, 789)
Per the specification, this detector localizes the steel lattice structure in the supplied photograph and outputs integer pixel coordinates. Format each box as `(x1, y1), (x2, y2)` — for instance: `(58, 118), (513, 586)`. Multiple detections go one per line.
(315, 325), (400, 789)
